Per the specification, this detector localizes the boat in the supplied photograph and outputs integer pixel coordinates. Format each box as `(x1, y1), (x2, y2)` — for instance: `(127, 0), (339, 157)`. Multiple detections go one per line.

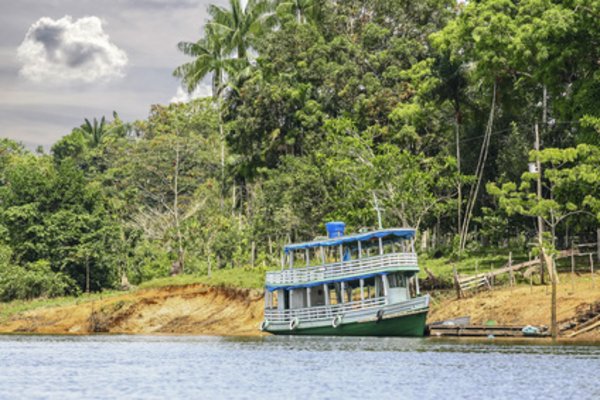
(260, 222), (429, 336)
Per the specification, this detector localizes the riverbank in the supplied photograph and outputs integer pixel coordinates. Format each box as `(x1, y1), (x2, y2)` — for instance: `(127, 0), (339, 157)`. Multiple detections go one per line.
(0, 284), (264, 336)
(0, 273), (598, 341)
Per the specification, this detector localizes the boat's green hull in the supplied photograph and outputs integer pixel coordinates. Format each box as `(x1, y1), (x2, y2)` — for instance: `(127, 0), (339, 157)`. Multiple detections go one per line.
(268, 311), (428, 337)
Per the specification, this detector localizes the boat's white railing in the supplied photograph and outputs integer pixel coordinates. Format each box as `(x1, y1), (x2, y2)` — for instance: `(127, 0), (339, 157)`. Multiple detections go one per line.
(266, 252), (417, 286)
(264, 296), (428, 324)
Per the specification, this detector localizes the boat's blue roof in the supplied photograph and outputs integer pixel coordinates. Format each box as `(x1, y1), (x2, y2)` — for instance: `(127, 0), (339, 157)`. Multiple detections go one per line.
(284, 228), (415, 253)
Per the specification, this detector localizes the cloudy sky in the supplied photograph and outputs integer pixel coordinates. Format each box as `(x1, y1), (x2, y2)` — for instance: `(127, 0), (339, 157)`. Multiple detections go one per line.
(0, 0), (225, 149)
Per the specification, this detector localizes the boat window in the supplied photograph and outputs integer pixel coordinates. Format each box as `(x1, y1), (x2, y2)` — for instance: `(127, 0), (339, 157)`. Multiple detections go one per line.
(388, 272), (406, 288)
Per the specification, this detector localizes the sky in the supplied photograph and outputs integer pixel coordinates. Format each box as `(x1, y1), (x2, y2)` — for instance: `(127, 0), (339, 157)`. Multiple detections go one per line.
(0, 0), (225, 149)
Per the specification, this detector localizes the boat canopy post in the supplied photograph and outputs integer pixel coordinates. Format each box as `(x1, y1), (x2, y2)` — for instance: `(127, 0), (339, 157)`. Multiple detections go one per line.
(339, 245), (343, 264)
(382, 274), (389, 299)
(378, 237), (384, 255)
(340, 281), (345, 303)
(320, 246), (325, 265)
(281, 251), (285, 271)
(324, 283), (330, 306)
(358, 241), (362, 259)
(415, 273), (420, 296)
(307, 287), (311, 307)
(360, 279), (365, 303)
(305, 248), (310, 267)
(289, 251), (294, 269)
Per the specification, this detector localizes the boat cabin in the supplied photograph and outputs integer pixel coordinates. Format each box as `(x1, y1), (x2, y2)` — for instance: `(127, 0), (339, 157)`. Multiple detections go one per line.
(264, 227), (420, 316)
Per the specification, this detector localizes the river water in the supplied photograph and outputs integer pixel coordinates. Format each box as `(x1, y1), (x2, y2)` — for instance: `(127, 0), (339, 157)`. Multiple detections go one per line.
(0, 335), (597, 399)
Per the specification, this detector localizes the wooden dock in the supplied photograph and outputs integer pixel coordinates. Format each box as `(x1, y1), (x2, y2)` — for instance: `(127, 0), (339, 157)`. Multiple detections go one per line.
(428, 324), (549, 338)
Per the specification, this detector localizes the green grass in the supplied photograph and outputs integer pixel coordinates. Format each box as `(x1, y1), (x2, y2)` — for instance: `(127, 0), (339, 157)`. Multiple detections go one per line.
(420, 250), (526, 277)
(139, 266), (266, 290)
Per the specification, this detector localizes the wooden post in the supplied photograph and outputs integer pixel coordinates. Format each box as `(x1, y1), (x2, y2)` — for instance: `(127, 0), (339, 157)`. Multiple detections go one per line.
(535, 123), (546, 284)
(490, 264), (494, 289)
(529, 271), (533, 293)
(571, 248), (575, 293)
(453, 266), (462, 299)
(251, 241), (256, 268)
(597, 229), (600, 262)
(590, 253), (595, 289)
(509, 252), (514, 287)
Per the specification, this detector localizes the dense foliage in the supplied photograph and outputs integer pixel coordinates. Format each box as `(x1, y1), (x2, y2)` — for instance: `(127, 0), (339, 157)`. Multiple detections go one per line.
(1, 0), (599, 300)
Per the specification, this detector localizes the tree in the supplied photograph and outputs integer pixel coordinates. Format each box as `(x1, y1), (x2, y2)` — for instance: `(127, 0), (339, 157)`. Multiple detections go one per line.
(110, 101), (220, 274)
(208, 0), (273, 60)
(174, 24), (237, 98)
(275, 0), (324, 25)
(488, 144), (600, 339)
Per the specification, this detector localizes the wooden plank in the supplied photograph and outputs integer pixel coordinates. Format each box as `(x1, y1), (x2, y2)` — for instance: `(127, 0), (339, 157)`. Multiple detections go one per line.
(568, 319), (600, 338)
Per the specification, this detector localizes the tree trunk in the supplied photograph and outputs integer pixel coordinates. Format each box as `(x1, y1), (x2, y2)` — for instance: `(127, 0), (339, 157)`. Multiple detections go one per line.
(173, 142), (185, 274)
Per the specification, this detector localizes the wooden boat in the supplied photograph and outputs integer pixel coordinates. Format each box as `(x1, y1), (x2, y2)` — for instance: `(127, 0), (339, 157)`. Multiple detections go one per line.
(260, 222), (429, 336)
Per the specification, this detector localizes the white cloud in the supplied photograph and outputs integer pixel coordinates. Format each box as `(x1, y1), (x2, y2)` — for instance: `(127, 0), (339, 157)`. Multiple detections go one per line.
(17, 15), (128, 84)
(170, 82), (211, 103)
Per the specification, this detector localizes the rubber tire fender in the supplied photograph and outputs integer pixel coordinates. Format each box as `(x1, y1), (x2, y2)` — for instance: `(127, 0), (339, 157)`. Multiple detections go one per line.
(289, 317), (299, 331)
(259, 319), (269, 331)
(332, 315), (343, 328)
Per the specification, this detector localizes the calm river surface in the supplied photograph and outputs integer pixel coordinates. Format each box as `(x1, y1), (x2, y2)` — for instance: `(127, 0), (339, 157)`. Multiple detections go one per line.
(0, 335), (598, 399)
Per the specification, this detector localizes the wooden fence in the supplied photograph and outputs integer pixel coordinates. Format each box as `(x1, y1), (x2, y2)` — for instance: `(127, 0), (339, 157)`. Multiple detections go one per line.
(453, 245), (597, 299)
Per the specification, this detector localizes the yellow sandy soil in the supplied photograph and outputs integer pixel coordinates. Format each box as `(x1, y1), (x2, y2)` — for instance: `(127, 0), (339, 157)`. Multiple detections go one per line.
(0, 285), (265, 336)
(428, 273), (600, 341)
(0, 274), (598, 340)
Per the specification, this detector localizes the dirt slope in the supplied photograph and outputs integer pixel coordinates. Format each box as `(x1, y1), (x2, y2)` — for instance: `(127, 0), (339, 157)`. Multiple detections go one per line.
(0, 285), (265, 336)
(428, 274), (600, 340)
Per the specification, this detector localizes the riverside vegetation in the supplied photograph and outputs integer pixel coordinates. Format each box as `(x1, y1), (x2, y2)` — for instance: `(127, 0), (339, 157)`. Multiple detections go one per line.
(1, 0), (600, 313)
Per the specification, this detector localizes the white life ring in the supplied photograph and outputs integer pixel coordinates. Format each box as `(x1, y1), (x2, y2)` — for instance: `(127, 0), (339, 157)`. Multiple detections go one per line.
(259, 319), (269, 331)
(289, 317), (299, 330)
(332, 315), (343, 328)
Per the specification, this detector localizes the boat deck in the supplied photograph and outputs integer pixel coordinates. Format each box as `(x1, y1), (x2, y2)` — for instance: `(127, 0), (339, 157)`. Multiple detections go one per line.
(266, 252), (418, 287)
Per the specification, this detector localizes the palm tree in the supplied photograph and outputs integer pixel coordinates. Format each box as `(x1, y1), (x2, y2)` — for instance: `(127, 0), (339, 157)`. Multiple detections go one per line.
(275, 0), (323, 24)
(173, 24), (235, 99)
(208, 0), (274, 60)
(77, 117), (107, 148)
